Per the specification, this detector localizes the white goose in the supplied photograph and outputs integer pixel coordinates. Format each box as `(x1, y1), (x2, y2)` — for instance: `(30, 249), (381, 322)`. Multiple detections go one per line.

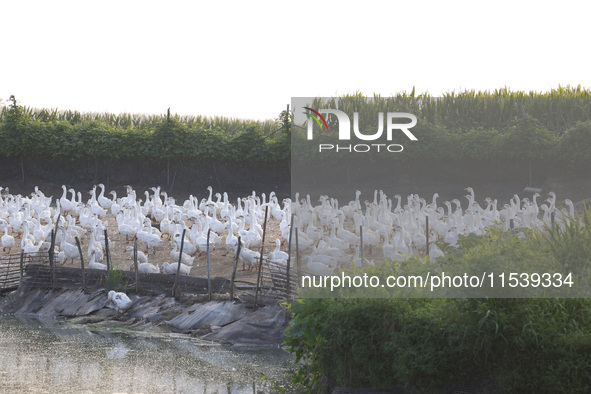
(353, 244), (375, 267)
(109, 191), (122, 215)
(428, 231), (445, 262)
(173, 230), (198, 256)
(141, 219), (163, 253)
(130, 261), (160, 274)
(87, 231), (104, 263)
(382, 231), (404, 262)
(2, 226), (15, 253)
(169, 241), (195, 266)
(87, 186), (108, 218)
(159, 206), (175, 240)
(308, 243), (339, 267)
(189, 219), (209, 253)
(22, 236), (43, 256)
(59, 185), (73, 214)
(160, 261), (191, 275)
(59, 235), (80, 265)
(125, 245), (148, 265)
(224, 224), (239, 252)
(238, 244), (260, 271)
(268, 238), (289, 261)
(88, 250), (107, 270)
(116, 211), (137, 244)
(199, 186), (215, 212)
(305, 252), (336, 276)
(97, 183), (112, 210)
(336, 212), (358, 248)
(444, 226), (459, 247)
(107, 290), (133, 315)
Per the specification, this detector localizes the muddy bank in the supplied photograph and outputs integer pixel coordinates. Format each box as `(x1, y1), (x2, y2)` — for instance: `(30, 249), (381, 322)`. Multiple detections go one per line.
(0, 286), (289, 346)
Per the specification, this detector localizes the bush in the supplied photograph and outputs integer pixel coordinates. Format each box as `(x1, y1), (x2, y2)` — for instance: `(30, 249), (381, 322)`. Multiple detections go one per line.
(105, 267), (127, 292)
(285, 214), (591, 392)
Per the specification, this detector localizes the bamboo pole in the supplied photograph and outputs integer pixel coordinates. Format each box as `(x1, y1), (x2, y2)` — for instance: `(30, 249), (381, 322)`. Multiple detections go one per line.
(230, 236), (242, 301)
(75, 236), (85, 290)
(295, 226), (300, 276)
(50, 215), (60, 289)
(19, 250), (24, 287)
(49, 229), (56, 288)
(134, 238), (139, 293)
(172, 228), (186, 298)
(254, 206), (269, 310)
(425, 216), (430, 256)
(206, 228), (211, 301)
(286, 213), (295, 297)
(359, 225), (364, 267)
(104, 229), (110, 272)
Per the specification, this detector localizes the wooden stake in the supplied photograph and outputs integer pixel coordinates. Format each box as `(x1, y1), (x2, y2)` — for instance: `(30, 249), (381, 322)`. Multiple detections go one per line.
(425, 216), (430, 256)
(206, 228), (211, 301)
(19, 250), (24, 287)
(134, 238), (139, 293)
(359, 225), (364, 267)
(254, 206), (269, 310)
(173, 228), (186, 298)
(295, 226), (300, 276)
(75, 236), (85, 290)
(50, 216), (60, 289)
(49, 229), (56, 289)
(104, 229), (110, 272)
(230, 236), (242, 301)
(286, 213), (295, 297)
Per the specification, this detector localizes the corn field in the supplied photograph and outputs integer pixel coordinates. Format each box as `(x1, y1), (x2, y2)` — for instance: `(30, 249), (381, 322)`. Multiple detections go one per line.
(305, 85), (591, 132)
(0, 102), (278, 135)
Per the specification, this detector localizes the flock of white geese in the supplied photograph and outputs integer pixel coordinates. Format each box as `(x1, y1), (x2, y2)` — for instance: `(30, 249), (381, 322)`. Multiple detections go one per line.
(0, 184), (578, 277)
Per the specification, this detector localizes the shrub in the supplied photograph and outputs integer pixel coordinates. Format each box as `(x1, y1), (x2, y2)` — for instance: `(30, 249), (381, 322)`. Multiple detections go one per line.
(285, 214), (591, 392)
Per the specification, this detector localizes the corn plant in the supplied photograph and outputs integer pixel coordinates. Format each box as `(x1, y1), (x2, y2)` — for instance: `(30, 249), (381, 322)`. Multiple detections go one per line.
(538, 206), (591, 274)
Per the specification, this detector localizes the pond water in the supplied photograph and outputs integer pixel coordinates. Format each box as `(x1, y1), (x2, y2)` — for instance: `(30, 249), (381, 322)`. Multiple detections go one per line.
(0, 316), (296, 393)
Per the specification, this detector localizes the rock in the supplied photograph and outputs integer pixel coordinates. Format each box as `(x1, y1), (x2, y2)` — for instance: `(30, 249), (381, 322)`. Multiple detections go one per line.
(191, 324), (213, 336)
(202, 305), (288, 346)
(1, 288), (105, 317)
(166, 301), (248, 331)
(1, 288), (290, 346)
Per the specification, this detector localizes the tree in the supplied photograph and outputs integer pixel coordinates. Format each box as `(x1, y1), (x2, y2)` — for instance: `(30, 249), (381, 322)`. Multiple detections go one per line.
(3, 96), (30, 184)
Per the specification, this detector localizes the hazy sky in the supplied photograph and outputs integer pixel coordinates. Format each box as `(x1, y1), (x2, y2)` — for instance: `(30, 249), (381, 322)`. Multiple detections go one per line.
(2, 0), (590, 120)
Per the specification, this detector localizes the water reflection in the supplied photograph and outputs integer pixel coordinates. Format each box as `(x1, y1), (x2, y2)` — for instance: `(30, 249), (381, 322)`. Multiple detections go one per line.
(0, 316), (295, 393)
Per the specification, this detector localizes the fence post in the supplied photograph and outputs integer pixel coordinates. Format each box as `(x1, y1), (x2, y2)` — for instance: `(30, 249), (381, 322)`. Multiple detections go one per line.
(206, 228), (211, 301)
(254, 206), (269, 310)
(49, 229), (57, 288)
(75, 236), (85, 290)
(104, 229), (111, 272)
(359, 225), (364, 267)
(134, 238), (139, 293)
(230, 236), (242, 301)
(19, 250), (24, 287)
(425, 215), (430, 256)
(295, 226), (300, 276)
(286, 213), (295, 297)
(173, 228), (186, 298)
(50, 217), (59, 289)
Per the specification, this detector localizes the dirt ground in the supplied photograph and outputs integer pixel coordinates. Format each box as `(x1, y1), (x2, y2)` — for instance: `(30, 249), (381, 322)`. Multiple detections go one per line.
(54, 206), (287, 285)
